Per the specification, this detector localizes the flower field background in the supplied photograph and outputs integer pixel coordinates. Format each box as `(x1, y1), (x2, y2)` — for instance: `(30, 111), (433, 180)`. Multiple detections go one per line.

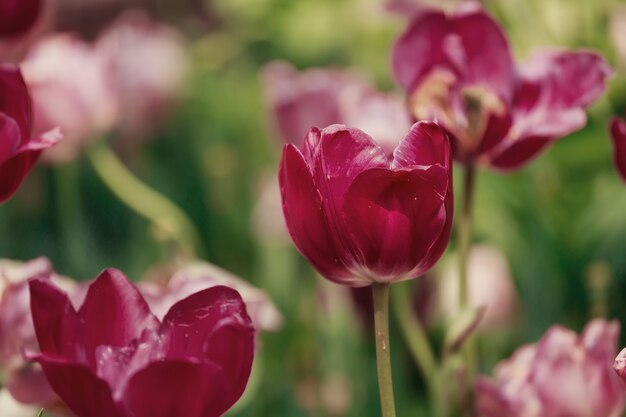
(2, 0), (626, 416)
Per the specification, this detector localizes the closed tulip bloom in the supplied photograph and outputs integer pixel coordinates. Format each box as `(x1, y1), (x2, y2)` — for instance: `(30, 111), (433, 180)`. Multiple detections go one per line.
(0, 65), (61, 203)
(610, 116), (626, 182)
(392, 4), (611, 171)
(279, 121), (452, 287)
(476, 320), (625, 417)
(29, 269), (255, 417)
(0, 0), (42, 38)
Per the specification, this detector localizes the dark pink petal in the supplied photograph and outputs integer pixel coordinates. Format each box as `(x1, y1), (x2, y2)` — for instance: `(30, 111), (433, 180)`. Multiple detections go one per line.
(487, 136), (552, 171)
(78, 269), (159, 366)
(342, 166), (448, 281)
(0, 0), (42, 38)
(279, 144), (353, 283)
(0, 65), (32, 144)
(36, 356), (123, 417)
(489, 50), (611, 170)
(392, 121), (451, 171)
(391, 6), (515, 101)
(122, 360), (228, 417)
(0, 114), (20, 165)
(162, 286), (254, 370)
(610, 117), (626, 182)
(29, 278), (84, 361)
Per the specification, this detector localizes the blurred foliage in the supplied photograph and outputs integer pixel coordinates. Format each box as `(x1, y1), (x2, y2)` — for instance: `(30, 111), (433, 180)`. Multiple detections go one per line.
(3, 0), (626, 415)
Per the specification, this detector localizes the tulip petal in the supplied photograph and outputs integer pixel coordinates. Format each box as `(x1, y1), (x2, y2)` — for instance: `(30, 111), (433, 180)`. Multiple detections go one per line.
(78, 269), (159, 366)
(279, 144), (353, 283)
(342, 166), (448, 281)
(0, 65), (32, 145)
(36, 356), (123, 417)
(391, 7), (515, 101)
(487, 136), (552, 171)
(392, 121), (451, 171)
(29, 279), (84, 361)
(162, 287), (254, 381)
(610, 117), (626, 182)
(123, 360), (228, 417)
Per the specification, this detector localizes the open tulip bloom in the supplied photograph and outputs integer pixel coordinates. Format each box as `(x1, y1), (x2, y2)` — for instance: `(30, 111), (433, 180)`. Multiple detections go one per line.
(392, 4), (611, 171)
(0, 65), (61, 203)
(28, 269), (255, 417)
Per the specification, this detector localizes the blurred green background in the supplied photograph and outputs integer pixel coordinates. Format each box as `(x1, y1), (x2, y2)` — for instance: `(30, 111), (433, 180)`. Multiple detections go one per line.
(4, 0), (626, 415)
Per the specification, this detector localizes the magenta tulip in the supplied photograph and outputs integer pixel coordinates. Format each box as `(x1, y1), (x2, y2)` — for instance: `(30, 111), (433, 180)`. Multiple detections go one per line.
(0, 0), (42, 38)
(29, 269), (255, 417)
(610, 116), (626, 182)
(263, 61), (411, 153)
(476, 320), (625, 417)
(0, 65), (61, 203)
(279, 121), (452, 287)
(391, 4), (611, 171)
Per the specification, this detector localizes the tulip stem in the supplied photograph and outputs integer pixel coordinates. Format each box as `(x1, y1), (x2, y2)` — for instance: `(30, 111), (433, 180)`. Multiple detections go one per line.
(87, 141), (205, 258)
(458, 163), (478, 411)
(373, 283), (397, 417)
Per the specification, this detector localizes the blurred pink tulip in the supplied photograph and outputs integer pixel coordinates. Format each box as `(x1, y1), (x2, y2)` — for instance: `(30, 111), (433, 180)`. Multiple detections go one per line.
(440, 244), (519, 330)
(610, 115), (626, 182)
(262, 61), (411, 154)
(139, 261), (283, 332)
(476, 320), (625, 417)
(0, 258), (81, 411)
(21, 34), (118, 163)
(0, 0), (43, 38)
(392, 4), (611, 171)
(97, 11), (188, 142)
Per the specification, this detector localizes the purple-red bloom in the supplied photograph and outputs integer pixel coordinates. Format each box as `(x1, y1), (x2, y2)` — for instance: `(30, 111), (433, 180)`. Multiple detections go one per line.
(0, 0), (42, 38)
(263, 61), (412, 154)
(0, 65), (61, 203)
(476, 320), (625, 417)
(391, 4), (611, 171)
(279, 121), (452, 287)
(610, 116), (626, 182)
(29, 269), (255, 417)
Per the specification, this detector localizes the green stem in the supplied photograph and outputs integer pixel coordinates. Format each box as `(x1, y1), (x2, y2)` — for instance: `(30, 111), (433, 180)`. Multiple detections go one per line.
(373, 283), (396, 417)
(87, 141), (205, 258)
(54, 162), (89, 276)
(458, 164), (478, 413)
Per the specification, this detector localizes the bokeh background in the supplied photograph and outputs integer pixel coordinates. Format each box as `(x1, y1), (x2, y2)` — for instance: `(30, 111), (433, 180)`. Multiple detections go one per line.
(3, 0), (626, 415)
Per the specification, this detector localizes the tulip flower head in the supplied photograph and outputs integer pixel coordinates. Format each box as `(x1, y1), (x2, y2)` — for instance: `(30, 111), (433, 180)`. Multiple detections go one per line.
(21, 34), (117, 163)
(279, 121), (453, 287)
(0, 65), (61, 203)
(610, 115), (626, 182)
(476, 320), (625, 417)
(263, 61), (412, 153)
(29, 269), (255, 417)
(392, 4), (611, 171)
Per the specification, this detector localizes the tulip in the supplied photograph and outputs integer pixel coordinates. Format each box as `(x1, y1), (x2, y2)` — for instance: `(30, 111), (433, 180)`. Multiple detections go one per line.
(0, 0), (43, 38)
(29, 268), (255, 417)
(0, 258), (80, 411)
(279, 121), (452, 287)
(439, 244), (519, 330)
(97, 11), (188, 142)
(610, 115), (626, 182)
(139, 261), (283, 332)
(262, 61), (411, 153)
(391, 4), (611, 171)
(0, 65), (61, 203)
(21, 34), (118, 163)
(476, 320), (625, 417)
